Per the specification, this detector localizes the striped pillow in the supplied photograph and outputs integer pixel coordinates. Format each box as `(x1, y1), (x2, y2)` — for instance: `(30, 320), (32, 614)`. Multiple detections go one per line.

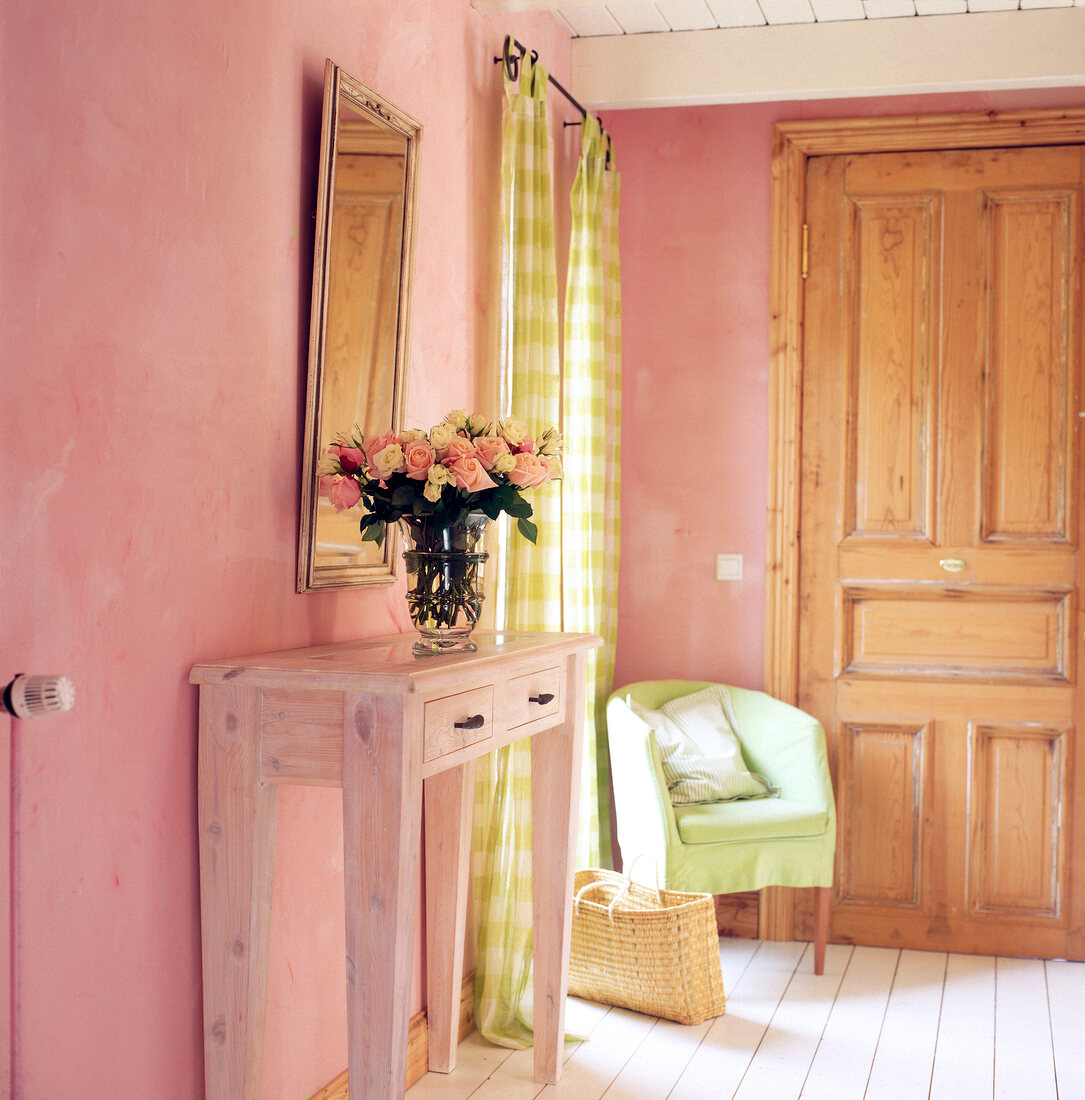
(628, 686), (773, 805)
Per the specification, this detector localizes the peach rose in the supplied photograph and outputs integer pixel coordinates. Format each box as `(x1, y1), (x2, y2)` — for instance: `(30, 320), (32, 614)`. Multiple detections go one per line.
(506, 452), (551, 489)
(321, 475), (361, 512)
(443, 434), (477, 464)
(446, 455), (497, 493)
(473, 435), (510, 471)
(403, 440), (436, 480)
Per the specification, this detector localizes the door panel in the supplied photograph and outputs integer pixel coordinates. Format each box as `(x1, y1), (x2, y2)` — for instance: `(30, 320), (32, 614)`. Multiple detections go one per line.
(984, 191), (1076, 541)
(800, 144), (1084, 957)
(970, 723), (1067, 918)
(837, 721), (928, 907)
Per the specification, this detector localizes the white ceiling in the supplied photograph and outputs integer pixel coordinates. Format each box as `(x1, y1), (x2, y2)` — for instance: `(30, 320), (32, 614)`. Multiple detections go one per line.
(477, 0), (1081, 33)
(473, 0), (1085, 108)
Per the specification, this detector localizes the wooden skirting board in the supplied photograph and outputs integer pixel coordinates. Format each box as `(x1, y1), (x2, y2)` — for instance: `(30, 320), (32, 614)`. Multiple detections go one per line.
(309, 971), (476, 1099)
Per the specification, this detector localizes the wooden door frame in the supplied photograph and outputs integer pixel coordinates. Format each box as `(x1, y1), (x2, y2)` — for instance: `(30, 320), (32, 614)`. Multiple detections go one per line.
(763, 106), (1085, 943)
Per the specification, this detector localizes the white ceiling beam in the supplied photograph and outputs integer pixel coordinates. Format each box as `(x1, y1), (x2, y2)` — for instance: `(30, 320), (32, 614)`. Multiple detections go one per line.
(569, 6), (1085, 107)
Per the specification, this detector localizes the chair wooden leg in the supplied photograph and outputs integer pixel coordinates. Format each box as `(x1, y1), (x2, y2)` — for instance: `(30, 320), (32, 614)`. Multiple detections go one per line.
(813, 886), (831, 975)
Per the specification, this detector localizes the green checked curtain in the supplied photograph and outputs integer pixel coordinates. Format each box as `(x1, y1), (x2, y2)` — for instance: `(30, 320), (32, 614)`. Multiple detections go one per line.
(562, 115), (621, 871)
(473, 51), (562, 1049)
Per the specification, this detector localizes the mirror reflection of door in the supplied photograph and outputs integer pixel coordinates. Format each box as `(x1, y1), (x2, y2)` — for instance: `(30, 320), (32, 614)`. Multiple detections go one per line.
(313, 103), (407, 570)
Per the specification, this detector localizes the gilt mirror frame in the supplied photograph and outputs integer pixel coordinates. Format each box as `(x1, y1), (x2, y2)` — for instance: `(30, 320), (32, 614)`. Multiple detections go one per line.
(297, 59), (421, 592)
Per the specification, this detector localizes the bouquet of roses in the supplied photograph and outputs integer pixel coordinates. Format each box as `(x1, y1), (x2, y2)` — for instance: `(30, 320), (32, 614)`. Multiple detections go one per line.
(317, 409), (562, 548)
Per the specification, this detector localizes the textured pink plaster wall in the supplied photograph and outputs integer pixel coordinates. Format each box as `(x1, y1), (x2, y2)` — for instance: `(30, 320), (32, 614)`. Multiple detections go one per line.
(606, 85), (1085, 696)
(0, 1), (570, 1096)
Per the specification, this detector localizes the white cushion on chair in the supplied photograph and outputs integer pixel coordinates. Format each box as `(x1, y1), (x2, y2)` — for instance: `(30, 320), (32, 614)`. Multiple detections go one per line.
(627, 685), (773, 804)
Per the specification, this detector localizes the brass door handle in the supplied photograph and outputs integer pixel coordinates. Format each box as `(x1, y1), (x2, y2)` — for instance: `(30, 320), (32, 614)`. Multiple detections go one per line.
(939, 558), (967, 573)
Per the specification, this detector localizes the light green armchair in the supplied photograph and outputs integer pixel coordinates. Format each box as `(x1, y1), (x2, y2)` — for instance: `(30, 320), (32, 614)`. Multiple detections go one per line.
(606, 680), (837, 973)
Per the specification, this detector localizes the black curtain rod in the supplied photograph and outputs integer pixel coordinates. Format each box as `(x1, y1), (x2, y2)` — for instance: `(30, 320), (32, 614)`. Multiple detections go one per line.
(494, 35), (609, 151)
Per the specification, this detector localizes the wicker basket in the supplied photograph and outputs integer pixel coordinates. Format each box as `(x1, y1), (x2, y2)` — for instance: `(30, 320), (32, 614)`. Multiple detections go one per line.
(567, 867), (726, 1025)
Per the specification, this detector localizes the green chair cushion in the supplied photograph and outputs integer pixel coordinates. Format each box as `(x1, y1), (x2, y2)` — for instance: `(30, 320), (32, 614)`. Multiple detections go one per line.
(673, 797), (829, 845)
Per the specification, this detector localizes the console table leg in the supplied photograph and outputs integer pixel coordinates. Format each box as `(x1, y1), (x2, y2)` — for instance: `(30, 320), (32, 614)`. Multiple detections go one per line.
(530, 652), (587, 1085)
(424, 760), (475, 1073)
(343, 692), (421, 1099)
(197, 685), (278, 1100)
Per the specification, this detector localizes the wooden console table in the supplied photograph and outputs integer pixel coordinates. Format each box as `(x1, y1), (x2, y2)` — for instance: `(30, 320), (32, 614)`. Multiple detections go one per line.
(191, 630), (600, 1099)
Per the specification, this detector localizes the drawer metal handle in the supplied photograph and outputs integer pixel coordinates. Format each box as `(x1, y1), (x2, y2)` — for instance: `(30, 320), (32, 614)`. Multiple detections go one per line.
(530, 693), (555, 705)
(454, 714), (485, 730)
(939, 557), (967, 573)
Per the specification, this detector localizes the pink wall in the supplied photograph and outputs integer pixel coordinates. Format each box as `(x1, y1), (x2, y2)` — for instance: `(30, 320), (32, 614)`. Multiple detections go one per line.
(0, 1), (571, 1096)
(607, 85), (1085, 696)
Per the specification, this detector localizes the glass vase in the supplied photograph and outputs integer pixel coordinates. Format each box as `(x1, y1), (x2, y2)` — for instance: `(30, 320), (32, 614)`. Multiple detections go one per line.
(399, 512), (490, 656)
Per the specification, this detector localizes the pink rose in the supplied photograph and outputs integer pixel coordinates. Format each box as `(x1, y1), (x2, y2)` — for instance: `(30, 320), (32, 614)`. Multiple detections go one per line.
(515, 436), (535, 454)
(506, 452), (551, 489)
(330, 444), (364, 473)
(443, 434), (477, 464)
(363, 429), (398, 466)
(320, 474), (361, 512)
(446, 455), (497, 493)
(404, 440), (436, 481)
(473, 435), (511, 470)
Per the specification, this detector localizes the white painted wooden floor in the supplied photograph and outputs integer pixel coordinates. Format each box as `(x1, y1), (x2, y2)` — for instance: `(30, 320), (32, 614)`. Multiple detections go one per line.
(407, 938), (1085, 1100)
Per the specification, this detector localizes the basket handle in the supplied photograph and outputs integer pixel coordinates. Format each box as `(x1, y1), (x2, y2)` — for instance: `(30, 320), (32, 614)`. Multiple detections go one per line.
(572, 856), (664, 924)
(622, 853), (664, 903)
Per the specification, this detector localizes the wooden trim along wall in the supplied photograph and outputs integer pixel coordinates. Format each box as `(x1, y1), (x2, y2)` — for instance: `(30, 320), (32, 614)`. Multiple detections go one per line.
(309, 970), (476, 1099)
(762, 106), (1085, 943)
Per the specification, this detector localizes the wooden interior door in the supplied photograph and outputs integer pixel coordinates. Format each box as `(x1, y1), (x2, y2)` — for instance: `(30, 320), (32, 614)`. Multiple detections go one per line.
(799, 143), (1085, 958)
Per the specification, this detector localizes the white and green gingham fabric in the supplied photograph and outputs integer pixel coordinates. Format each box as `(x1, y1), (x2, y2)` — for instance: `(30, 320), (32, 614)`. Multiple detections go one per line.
(473, 52), (561, 1050)
(562, 115), (622, 869)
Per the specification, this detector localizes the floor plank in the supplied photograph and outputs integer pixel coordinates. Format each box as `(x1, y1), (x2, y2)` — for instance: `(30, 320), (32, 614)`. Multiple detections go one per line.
(405, 1032), (515, 1100)
(668, 939), (807, 1100)
(730, 943), (851, 1100)
(993, 957), (1056, 1100)
(929, 953), (996, 1100)
(799, 946), (900, 1100)
(1045, 959), (1085, 1100)
(467, 997), (612, 1100)
(536, 1004), (656, 1098)
(864, 948), (946, 1100)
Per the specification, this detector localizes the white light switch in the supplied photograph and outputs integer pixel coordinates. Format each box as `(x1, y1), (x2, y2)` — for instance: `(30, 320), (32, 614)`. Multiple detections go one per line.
(715, 554), (743, 582)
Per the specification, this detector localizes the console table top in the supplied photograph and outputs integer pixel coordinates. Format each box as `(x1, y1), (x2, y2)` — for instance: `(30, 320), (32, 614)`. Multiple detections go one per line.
(189, 629), (600, 693)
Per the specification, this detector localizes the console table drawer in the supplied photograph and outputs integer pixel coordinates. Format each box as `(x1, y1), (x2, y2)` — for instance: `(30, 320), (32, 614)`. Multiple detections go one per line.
(424, 685), (494, 761)
(506, 665), (562, 730)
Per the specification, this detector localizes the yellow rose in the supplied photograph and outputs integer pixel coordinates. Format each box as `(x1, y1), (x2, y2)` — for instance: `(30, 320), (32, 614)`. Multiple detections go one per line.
(445, 409), (469, 431)
(467, 413), (491, 436)
(399, 428), (426, 444)
(536, 426), (563, 457)
(371, 443), (405, 480)
(498, 417), (528, 447)
(492, 452), (516, 475)
(423, 464), (451, 502)
(428, 423), (455, 457)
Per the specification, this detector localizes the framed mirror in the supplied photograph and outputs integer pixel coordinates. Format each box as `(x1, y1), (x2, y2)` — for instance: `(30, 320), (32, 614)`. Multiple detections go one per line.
(297, 59), (421, 592)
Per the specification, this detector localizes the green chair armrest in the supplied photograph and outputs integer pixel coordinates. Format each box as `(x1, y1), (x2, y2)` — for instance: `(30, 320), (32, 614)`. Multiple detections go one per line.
(605, 694), (682, 877)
